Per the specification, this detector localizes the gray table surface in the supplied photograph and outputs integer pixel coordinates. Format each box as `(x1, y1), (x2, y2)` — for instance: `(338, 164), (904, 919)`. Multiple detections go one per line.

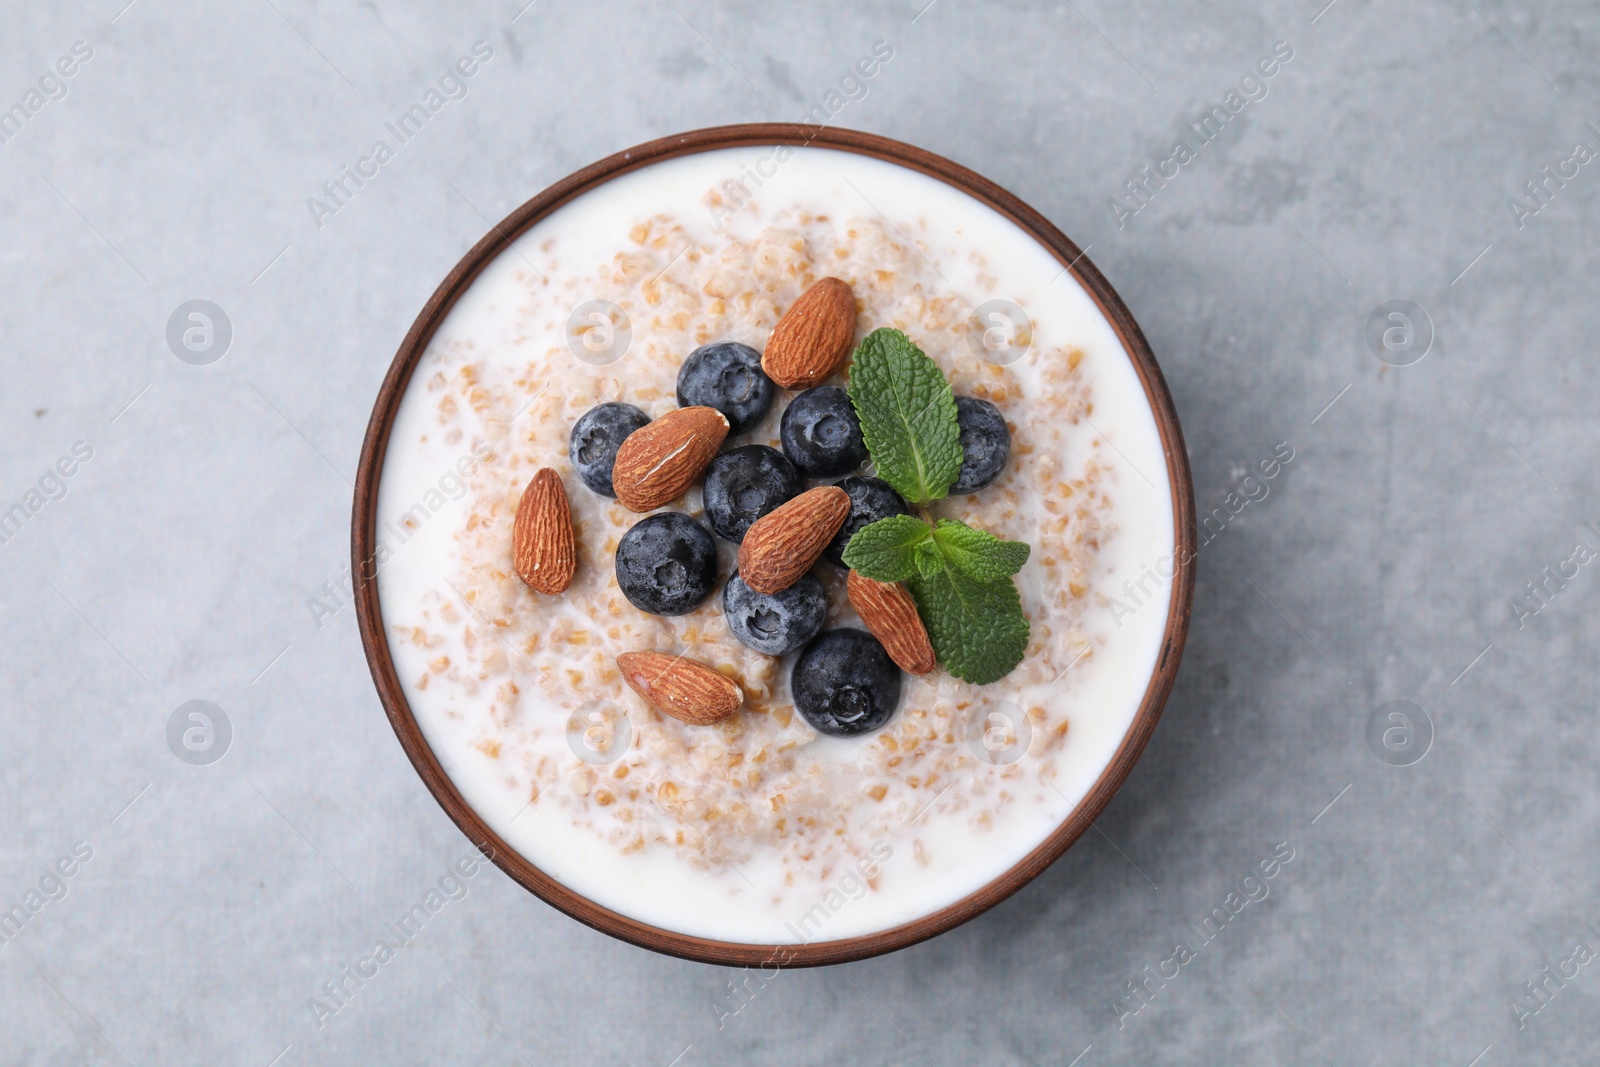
(4, 1), (1598, 1063)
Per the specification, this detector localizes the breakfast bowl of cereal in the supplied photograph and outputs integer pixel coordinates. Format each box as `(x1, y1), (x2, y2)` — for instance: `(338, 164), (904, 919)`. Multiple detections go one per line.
(352, 125), (1195, 966)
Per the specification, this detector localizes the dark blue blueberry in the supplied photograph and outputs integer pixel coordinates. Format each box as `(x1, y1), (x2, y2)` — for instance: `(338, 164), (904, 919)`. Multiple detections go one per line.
(951, 395), (1011, 494)
(701, 445), (803, 543)
(780, 385), (868, 476)
(614, 513), (718, 615)
(676, 341), (775, 435)
(823, 476), (912, 567)
(722, 572), (828, 656)
(791, 629), (902, 737)
(569, 402), (650, 497)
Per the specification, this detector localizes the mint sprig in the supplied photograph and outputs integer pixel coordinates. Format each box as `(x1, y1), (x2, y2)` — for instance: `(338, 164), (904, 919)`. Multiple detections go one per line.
(843, 516), (1032, 685)
(840, 326), (1031, 685)
(846, 328), (962, 505)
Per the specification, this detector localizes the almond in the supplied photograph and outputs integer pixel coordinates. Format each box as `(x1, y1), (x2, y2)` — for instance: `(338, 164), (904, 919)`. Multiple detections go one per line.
(762, 277), (857, 388)
(611, 406), (728, 512)
(616, 650), (743, 726)
(847, 570), (936, 675)
(511, 468), (576, 594)
(737, 485), (850, 594)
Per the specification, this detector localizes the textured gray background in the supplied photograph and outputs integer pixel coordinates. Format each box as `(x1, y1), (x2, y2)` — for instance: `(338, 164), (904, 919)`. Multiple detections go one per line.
(2, 0), (1596, 1063)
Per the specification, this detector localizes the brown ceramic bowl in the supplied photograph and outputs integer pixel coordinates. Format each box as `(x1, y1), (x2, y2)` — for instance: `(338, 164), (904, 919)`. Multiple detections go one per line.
(353, 124), (1195, 968)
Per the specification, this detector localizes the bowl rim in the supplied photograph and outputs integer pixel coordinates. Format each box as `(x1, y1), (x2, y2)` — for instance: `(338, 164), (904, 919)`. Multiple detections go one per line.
(352, 123), (1196, 968)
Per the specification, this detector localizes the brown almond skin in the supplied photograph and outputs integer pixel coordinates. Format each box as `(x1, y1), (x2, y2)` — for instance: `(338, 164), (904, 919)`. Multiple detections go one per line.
(847, 570), (936, 675)
(611, 406), (728, 512)
(738, 486), (850, 594)
(762, 277), (857, 388)
(616, 651), (743, 726)
(511, 468), (576, 594)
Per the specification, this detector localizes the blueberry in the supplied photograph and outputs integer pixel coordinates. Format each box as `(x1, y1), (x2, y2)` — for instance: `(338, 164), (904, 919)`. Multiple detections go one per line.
(791, 629), (903, 737)
(951, 396), (1011, 494)
(823, 476), (912, 567)
(701, 445), (803, 543)
(569, 402), (650, 497)
(615, 513), (718, 615)
(780, 385), (868, 476)
(722, 572), (827, 656)
(677, 341), (774, 435)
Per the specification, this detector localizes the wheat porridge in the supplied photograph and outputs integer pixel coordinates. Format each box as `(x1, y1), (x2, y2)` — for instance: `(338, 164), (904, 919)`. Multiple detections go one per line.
(374, 146), (1176, 945)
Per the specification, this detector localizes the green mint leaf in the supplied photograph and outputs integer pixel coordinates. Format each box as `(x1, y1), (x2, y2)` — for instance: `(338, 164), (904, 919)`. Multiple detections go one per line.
(840, 514), (931, 582)
(907, 567), (1030, 685)
(913, 539), (945, 579)
(931, 519), (1031, 582)
(846, 328), (962, 505)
